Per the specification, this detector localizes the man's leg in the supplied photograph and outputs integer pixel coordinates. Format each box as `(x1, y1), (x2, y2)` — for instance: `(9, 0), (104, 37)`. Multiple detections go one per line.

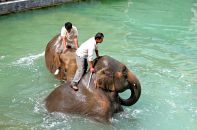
(71, 56), (86, 90)
(53, 39), (64, 75)
(54, 53), (61, 75)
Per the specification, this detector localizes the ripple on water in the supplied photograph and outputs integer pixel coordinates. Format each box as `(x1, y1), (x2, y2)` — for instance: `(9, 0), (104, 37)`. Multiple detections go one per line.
(11, 52), (44, 67)
(0, 55), (5, 60)
(41, 113), (72, 130)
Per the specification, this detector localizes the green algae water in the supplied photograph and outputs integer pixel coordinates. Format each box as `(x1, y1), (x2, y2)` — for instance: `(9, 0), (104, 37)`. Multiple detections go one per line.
(0, 0), (197, 129)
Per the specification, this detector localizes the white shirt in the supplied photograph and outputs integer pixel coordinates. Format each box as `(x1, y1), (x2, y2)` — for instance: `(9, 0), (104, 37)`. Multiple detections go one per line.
(76, 37), (98, 61)
(60, 25), (78, 47)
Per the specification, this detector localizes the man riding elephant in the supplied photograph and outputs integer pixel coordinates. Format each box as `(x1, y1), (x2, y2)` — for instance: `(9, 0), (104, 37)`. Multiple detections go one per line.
(70, 32), (104, 91)
(53, 22), (79, 75)
(45, 33), (141, 123)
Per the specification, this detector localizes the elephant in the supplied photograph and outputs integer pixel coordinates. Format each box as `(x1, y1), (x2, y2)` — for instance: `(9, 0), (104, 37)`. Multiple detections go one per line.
(45, 34), (77, 80)
(45, 55), (141, 123)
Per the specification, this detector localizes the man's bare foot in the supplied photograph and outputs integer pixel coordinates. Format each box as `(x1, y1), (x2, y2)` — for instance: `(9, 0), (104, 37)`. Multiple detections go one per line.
(54, 69), (59, 75)
(70, 85), (78, 91)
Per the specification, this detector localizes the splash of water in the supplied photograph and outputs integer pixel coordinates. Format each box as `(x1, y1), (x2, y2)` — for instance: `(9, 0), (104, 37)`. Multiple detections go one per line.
(12, 51), (45, 66)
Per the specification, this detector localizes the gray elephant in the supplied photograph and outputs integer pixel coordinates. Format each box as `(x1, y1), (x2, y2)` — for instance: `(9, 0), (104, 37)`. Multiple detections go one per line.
(45, 56), (141, 123)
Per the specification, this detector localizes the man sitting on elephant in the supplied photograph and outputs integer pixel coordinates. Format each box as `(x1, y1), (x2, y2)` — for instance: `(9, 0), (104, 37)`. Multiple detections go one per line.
(70, 32), (104, 91)
(54, 22), (79, 75)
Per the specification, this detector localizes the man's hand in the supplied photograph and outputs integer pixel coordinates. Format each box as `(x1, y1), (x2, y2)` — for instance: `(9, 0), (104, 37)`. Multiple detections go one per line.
(89, 61), (95, 73)
(90, 67), (95, 73)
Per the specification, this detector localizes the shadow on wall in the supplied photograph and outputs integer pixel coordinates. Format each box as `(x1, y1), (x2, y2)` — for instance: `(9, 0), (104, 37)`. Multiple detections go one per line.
(0, 0), (15, 2)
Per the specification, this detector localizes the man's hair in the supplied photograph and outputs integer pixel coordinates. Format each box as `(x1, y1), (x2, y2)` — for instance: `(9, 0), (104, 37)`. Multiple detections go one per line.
(65, 22), (72, 30)
(95, 32), (104, 39)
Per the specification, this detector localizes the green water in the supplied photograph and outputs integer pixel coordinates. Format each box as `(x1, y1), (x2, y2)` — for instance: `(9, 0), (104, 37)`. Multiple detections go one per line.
(0, 0), (197, 129)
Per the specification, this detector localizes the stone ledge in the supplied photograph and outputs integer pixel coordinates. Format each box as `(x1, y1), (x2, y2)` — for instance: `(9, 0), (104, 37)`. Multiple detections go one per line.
(0, 0), (73, 15)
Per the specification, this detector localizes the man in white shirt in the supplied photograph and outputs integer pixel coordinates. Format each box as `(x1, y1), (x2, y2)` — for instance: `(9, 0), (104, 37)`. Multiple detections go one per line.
(70, 32), (104, 91)
(61, 22), (79, 49)
(54, 22), (79, 75)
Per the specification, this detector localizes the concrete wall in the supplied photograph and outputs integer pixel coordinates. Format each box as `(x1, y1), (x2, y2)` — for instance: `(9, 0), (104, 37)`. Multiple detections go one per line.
(0, 0), (73, 15)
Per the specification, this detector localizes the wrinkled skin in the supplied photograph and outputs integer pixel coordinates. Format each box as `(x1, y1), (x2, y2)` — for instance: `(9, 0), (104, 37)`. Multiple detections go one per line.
(45, 34), (77, 80)
(45, 56), (141, 123)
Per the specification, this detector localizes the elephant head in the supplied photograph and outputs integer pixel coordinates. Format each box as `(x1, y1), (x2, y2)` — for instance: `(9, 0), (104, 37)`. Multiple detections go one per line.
(45, 34), (77, 80)
(93, 56), (141, 106)
(59, 49), (77, 81)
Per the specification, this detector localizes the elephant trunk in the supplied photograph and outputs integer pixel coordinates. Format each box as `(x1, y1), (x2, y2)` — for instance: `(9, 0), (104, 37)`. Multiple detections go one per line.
(119, 71), (141, 106)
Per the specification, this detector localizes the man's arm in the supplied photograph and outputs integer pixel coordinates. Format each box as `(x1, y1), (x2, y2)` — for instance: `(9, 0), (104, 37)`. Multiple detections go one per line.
(95, 49), (99, 58)
(73, 36), (79, 49)
(88, 50), (95, 73)
(89, 61), (95, 73)
(61, 36), (67, 49)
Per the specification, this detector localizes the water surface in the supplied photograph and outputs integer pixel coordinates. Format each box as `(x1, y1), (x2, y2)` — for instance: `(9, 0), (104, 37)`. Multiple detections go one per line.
(0, 0), (197, 129)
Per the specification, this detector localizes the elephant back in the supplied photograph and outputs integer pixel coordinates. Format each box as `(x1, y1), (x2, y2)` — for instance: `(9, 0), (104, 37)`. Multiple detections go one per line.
(45, 34), (60, 73)
(93, 55), (122, 72)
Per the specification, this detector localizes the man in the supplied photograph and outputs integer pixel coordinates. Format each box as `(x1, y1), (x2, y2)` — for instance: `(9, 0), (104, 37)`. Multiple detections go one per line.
(54, 22), (79, 75)
(61, 22), (79, 50)
(70, 32), (104, 91)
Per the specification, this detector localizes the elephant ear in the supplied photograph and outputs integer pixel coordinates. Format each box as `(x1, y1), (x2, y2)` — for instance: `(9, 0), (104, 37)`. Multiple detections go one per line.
(95, 67), (115, 92)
